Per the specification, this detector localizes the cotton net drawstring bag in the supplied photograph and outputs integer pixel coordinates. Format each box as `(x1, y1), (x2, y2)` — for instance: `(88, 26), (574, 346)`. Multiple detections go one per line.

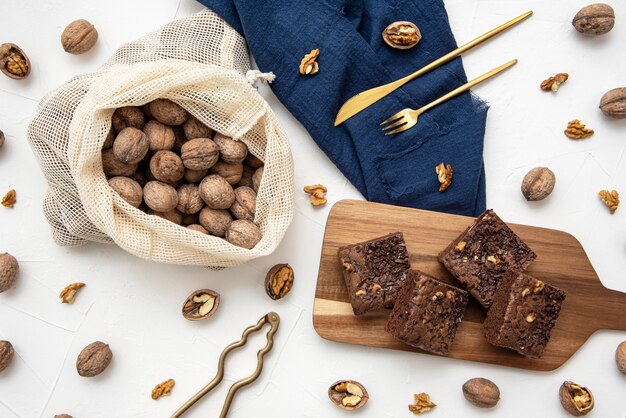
(27, 10), (294, 268)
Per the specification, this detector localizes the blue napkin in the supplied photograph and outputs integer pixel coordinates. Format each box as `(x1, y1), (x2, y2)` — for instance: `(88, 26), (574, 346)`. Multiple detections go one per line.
(198, 0), (489, 216)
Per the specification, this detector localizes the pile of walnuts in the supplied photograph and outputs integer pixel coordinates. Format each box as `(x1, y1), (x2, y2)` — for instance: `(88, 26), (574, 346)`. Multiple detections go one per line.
(102, 99), (264, 249)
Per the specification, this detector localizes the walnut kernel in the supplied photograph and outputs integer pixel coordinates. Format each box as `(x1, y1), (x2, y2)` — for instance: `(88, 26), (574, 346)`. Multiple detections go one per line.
(225, 220), (262, 249)
(0, 253), (19, 293)
(108, 176), (143, 208)
(436, 162), (453, 192)
(541, 73), (569, 92)
(299, 49), (319, 75)
(599, 189), (619, 213)
(565, 119), (594, 140)
(559, 381), (594, 416)
(60, 282), (85, 304)
(76, 341), (112, 377)
(181, 138), (220, 171)
(522, 167), (556, 201)
(143, 181), (179, 212)
(408, 392), (436, 414)
(199, 207), (232, 237)
(61, 19), (98, 54)
(1, 189), (16, 208)
(328, 380), (368, 410)
(182, 289), (220, 321)
(304, 184), (327, 206)
(152, 378), (175, 400)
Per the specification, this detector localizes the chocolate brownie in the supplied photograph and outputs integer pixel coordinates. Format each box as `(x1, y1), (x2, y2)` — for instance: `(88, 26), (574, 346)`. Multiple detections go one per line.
(438, 209), (537, 308)
(385, 270), (469, 355)
(484, 270), (566, 358)
(338, 232), (410, 315)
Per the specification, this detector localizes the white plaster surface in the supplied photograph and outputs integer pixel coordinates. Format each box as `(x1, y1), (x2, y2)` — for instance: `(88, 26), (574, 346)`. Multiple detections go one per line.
(0, 0), (625, 417)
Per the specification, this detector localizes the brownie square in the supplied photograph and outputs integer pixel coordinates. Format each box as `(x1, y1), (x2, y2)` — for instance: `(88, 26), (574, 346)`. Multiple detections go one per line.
(385, 270), (469, 355)
(338, 232), (410, 315)
(484, 270), (566, 358)
(438, 209), (537, 308)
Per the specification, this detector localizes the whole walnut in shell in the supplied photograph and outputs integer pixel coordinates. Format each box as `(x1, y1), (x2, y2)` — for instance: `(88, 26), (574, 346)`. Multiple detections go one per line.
(181, 138), (220, 171)
(252, 166), (264, 193)
(0, 129), (5, 149)
(150, 150), (185, 184)
(226, 220), (262, 249)
(462, 378), (500, 408)
(172, 125), (187, 151)
(182, 212), (200, 226)
(199, 207), (232, 237)
(177, 184), (204, 214)
(148, 99), (189, 126)
(237, 165), (255, 189)
(184, 168), (208, 184)
(0, 252), (19, 293)
(113, 128), (149, 165)
(76, 341), (112, 377)
(573, 3), (615, 35)
(214, 133), (248, 164)
(616, 341), (626, 374)
(600, 87), (626, 119)
(144, 181), (179, 212)
(102, 149), (137, 177)
(522, 167), (555, 201)
(108, 176), (143, 208)
(54, 415), (73, 418)
(230, 187), (257, 221)
(187, 224), (209, 234)
(148, 209), (183, 225)
(112, 107), (145, 132)
(103, 129), (115, 149)
(245, 153), (264, 169)
(0, 340), (14, 372)
(183, 115), (214, 139)
(143, 120), (175, 151)
(61, 19), (98, 55)
(199, 175), (235, 210)
(210, 161), (243, 185)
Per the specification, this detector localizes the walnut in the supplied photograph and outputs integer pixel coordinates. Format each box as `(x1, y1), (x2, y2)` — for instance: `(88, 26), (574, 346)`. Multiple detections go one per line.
(522, 167), (556, 201)
(0, 43), (30, 80)
(573, 3), (615, 35)
(0, 340), (14, 372)
(143, 181), (179, 212)
(184, 168), (208, 184)
(131, 169), (148, 187)
(187, 224), (209, 234)
(199, 175), (235, 209)
(108, 176), (143, 207)
(76, 341), (112, 377)
(102, 149), (137, 177)
(182, 289), (220, 320)
(0, 252), (19, 293)
(436, 162), (453, 192)
(113, 127), (149, 164)
(213, 133), (248, 163)
(541, 73), (569, 92)
(462, 378), (500, 408)
(183, 115), (214, 139)
(230, 186), (257, 221)
(181, 212), (200, 226)
(244, 152), (264, 169)
(112, 107), (145, 132)
(236, 165), (255, 189)
(304, 184), (327, 206)
(328, 380), (369, 410)
(564, 119), (594, 140)
(176, 184), (204, 214)
(181, 138), (220, 170)
(408, 392), (436, 414)
(61, 19), (98, 54)
(616, 341), (626, 374)
(152, 378), (175, 400)
(252, 166), (263, 193)
(148, 208), (183, 225)
(1, 189), (16, 208)
(147, 99), (189, 126)
(150, 150), (184, 183)
(103, 129), (115, 149)
(225, 220), (262, 249)
(172, 125), (187, 151)
(382, 21), (421, 49)
(599, 189), (619, 213)
(264, 264), (294, 300)
(209, 161), (243, 185)
(54, 414), (73, 418)
(299, 48), (319, 75)
(199, 207), (233, 237)
(59, 282), (85, 304)
(143, 120), (175, 151)
(599, 87), (626, 119)
(559, 381), (594, 416)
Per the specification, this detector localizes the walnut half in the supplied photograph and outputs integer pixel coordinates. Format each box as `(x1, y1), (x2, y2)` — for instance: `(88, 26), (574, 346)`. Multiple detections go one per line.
(182, 289), (220, 321)
(328, 380), (369, 410)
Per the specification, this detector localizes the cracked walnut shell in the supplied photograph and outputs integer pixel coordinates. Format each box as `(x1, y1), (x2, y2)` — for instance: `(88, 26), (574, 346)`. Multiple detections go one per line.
(299, 48), (319, 75)
(60, 282), (85, 304)
(265, 264), (294, 300)
(559, 381), (594, 416)
(328, 380), (369, 410)
(0, 43), (30, 80)
(182, 289), (220, 321)
(564, 119), (594, 140)
(76, 341), (112, 377)
(541, 73), (569, 92)
(436, 163), (453, 192)
(152, 378), (175, 400)
(598, 189), (619, 213)
(61, 19), (98, 54)
(383, 21), (421, 49)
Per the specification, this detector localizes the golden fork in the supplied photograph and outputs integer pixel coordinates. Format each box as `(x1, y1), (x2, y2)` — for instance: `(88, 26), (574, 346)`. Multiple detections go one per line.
(334, 11), (533, 126)
(380, 59), (517, 135)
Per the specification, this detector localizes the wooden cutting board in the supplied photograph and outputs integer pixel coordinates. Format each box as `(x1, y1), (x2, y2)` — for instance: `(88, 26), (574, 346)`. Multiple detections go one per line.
(313, 200), (626, 371)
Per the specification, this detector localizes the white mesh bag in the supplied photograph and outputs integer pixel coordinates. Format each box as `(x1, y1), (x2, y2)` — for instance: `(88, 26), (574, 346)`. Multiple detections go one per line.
(27, 10), (294, 268)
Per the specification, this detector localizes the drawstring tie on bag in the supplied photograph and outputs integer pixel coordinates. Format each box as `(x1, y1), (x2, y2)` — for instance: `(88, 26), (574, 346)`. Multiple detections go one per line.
(246, 69), (275, 86)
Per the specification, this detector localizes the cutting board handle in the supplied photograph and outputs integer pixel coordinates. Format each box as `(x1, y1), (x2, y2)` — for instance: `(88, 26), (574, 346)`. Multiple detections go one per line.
(593, 287), (626, 332)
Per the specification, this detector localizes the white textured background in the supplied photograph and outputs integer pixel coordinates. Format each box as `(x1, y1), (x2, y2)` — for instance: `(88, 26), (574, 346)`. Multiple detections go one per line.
(1, 0), (625, 417)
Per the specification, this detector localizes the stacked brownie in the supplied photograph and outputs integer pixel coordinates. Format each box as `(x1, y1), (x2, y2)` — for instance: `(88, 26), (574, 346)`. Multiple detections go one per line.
(337, 208), (567, 358)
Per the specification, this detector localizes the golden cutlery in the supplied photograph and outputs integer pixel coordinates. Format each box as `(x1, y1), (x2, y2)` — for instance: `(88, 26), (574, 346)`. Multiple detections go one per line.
(334, 11), (532, 126)
(380, 59), (517, 135)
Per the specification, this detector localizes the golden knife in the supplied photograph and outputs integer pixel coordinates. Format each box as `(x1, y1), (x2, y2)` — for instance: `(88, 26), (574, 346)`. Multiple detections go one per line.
(334, 10), (533, 126)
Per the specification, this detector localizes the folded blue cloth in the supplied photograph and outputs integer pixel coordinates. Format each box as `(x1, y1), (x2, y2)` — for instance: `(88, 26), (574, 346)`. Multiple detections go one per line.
(198, 0), (489, 216)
